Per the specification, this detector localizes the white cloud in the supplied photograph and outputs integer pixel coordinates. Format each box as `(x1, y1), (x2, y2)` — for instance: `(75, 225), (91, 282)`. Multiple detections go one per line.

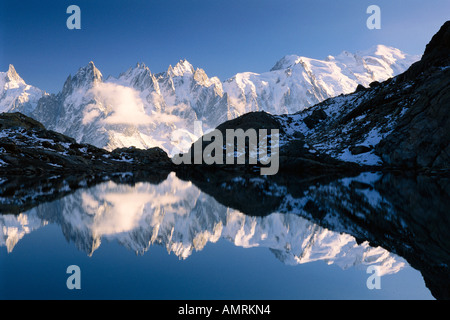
(86, 82), (154, 125)
(82, 107), (100, 125)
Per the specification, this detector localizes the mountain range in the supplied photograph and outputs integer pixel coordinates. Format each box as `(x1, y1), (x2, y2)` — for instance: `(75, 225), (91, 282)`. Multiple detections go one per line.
(0, 45), (419, 155)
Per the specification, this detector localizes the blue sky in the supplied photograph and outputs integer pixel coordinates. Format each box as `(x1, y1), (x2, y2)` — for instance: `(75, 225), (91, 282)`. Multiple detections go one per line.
(1, 0), (449, 93)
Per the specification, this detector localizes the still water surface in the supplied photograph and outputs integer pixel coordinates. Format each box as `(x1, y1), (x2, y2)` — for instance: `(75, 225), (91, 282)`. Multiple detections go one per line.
(1, 171), (446, 299)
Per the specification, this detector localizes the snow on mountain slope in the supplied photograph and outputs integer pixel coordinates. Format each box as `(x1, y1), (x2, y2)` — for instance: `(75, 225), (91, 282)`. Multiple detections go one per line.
(273, 43), (445, 168)
(1, 45), (419, 154)
(224, 45), (420, 116)
(0, 65), (46, 114)
(0, 172), (405, 275)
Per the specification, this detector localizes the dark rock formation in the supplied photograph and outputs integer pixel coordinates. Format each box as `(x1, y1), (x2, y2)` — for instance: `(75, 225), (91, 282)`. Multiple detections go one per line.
(350, 145), (372, 155)
(0, 112), (174, 176)
(376, 21), (450, 169)
(174, 110), (362, 175)
(303, 108), (327, 129)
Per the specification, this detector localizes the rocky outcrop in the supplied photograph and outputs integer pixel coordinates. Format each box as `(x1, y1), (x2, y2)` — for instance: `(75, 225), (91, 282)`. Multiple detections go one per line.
(375, 69), (450, 168)
(0, 112), (174, 176)
(399, 21), (450, 82)
(174, 110), (362, 175)
(376, 21), (450, 169)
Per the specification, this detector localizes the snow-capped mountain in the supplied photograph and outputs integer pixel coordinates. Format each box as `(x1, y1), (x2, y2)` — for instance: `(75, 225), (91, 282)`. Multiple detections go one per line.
(0, 65), (46, 115)
(0, 172), (405, 276)
(224, 45), (419, 116)
(30, 60), (227, 154)
(1, 45), (419, 155)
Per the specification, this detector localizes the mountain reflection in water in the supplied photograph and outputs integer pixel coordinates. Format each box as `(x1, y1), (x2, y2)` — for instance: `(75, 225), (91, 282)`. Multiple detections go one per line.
(1, 171), (449, 299)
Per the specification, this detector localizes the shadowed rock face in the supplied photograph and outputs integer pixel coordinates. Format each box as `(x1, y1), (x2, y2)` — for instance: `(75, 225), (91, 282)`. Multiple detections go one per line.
(375, 21), (450, 169)
(375, 69), (450, 168)
(399, 21), (450, 83)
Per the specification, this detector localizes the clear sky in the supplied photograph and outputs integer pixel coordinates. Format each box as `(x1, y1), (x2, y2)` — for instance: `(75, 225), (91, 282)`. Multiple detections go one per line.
(1, 0), (449, 93)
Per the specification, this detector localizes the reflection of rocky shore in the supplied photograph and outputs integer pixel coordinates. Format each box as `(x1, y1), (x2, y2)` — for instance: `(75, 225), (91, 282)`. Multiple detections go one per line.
(308, 172), (450, 300)
(0, 169), (171, 215)
(1, 170), (449, 298)
(375, 174), (450, 300)
(180, 170), (450, 299)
